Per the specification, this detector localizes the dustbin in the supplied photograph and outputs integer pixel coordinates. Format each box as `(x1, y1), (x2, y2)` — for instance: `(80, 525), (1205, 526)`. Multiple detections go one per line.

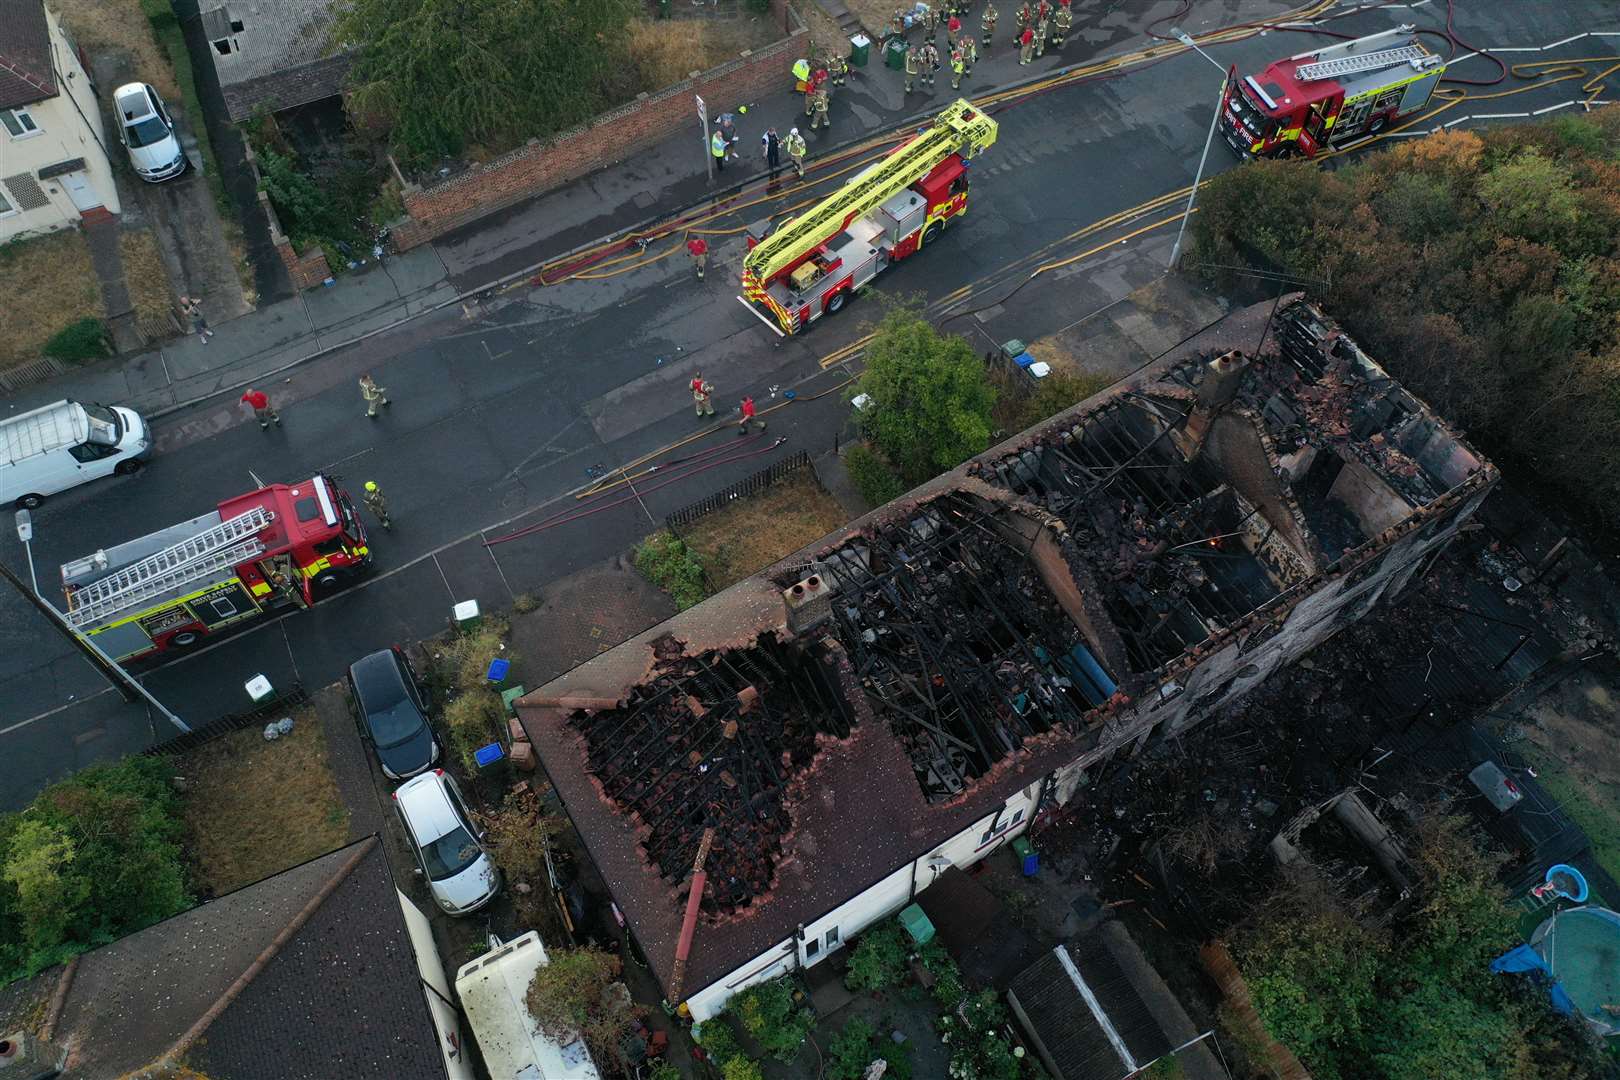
(885, 35), (908, 71)
(1012, 836), (1039, 877)
(849, 33), (871, 67)
(899, 903), (936, 945)
(658, 0), (670, 16)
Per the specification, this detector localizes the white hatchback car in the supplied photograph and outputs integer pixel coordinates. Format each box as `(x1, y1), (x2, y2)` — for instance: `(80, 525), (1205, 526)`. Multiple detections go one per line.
(393, 770), (502, 916)
(113, 82), (186, 182)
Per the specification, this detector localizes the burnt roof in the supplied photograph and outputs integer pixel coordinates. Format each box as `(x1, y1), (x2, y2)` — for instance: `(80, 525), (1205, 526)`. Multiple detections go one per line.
(0, 0), (58, 110)
(518, 297), (1495, 1006)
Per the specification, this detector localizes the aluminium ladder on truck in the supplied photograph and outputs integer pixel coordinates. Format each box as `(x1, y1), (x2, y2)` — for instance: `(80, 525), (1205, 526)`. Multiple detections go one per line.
(64, 505), (275, 628)
(1294, 44), (1429, 82)
(741, 100), (998, 328)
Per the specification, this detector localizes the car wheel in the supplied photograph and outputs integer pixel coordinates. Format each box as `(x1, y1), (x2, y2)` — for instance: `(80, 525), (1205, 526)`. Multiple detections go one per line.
(15, 493), (44, 510)
(922, 221), (944, 246)
(115, 459), (143, 476)
(827, 290), (847, 314)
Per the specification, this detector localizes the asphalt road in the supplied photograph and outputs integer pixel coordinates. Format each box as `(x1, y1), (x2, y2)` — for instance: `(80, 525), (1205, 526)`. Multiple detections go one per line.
(2, 0), (1615, 807)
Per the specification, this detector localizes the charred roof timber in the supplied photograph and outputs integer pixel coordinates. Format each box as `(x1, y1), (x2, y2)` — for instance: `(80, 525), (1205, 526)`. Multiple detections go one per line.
(569, 634), (852, 918)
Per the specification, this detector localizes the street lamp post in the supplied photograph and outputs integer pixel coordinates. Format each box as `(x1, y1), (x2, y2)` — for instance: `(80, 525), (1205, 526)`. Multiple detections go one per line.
(4, 516), (190, 733)
(1168, 28), (1230, 270)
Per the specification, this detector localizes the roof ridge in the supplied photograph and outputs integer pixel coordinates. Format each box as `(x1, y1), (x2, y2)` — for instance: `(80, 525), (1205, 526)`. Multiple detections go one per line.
(0, 50), (55, 98)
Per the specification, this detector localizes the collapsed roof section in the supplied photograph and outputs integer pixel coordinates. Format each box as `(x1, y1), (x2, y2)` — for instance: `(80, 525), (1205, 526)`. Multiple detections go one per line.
(978, 299), (1485, 673)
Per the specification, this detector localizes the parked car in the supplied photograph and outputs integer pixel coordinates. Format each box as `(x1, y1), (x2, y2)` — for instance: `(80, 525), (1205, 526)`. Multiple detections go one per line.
(393, 770), (502, 916)
(1, 400), (151, 509)
(347, 647), (440, 780)
(112, 82), (185, 182)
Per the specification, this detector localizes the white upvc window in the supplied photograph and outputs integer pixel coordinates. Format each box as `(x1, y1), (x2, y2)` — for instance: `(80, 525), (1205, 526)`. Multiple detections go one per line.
(1, 107), (41, 139)
(0, 188), (15, 217)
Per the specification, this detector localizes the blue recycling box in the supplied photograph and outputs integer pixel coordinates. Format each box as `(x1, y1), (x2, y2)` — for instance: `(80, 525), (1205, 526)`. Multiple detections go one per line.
(474, 742), (506, 769)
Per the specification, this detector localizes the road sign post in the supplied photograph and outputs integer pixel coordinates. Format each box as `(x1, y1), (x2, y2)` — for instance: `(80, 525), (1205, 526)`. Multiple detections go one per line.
(697, 94), (713, 183)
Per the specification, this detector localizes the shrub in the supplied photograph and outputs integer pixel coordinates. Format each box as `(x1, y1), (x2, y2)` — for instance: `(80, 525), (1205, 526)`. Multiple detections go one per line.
(524, 945), (635, 1063)
(694, 1017), (744, 1062)
(728, 975), (815, 1062)
(442, 689), (505, 771)
(1009, 370), (1113, 431)
(42, 317), (111, 362)
(633, 531), (708, 610)
(647, 1064), (681, 1080)
(474, 788), (562, 883)
(845, 921), (910, 991)
(0, 757), (190, 982)
(436, 616), (514, 691)
(919, 938), (966, 1010)
(844, 443), (907, 508)
(825, 1016), (878, 1080)
(721, 1058), (765, 1080)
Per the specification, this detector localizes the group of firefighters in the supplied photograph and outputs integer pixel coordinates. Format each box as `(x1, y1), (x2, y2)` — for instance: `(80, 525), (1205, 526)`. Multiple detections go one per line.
(896, 0), (1075, 88)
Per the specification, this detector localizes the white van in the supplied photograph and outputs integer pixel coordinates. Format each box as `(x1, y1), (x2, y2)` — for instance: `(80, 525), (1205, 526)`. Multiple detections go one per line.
(1, 400), (152, 509)
(455, 932), (600, 1080)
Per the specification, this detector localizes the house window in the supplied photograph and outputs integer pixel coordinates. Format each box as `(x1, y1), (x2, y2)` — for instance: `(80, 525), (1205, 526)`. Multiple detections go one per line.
(1, 108), (40, 138)
(980, 827), (995, 845)
(825, 926), (839, 947)
(0, 188), (14, 217)
(804, 937), (820, 959)
(1010, 808), (1024, 826)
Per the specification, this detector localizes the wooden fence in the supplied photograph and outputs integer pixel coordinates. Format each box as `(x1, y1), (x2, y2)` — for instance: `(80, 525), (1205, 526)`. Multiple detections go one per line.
(665, 450), (812, 529)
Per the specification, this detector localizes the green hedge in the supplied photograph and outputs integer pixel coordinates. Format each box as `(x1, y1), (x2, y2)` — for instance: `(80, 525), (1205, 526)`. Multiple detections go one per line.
(844, 444), (906, 509)
(42, 317), (111, 362)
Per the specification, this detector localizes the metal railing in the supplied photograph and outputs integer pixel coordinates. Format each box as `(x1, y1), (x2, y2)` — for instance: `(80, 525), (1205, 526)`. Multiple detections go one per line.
(665, 449), (812, 528)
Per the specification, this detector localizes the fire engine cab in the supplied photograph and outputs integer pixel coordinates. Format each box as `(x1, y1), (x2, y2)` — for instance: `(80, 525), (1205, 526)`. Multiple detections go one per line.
(60, 473), (369, 662)
(740, 99), (997, 335)
(1219, 25), (1445, 159)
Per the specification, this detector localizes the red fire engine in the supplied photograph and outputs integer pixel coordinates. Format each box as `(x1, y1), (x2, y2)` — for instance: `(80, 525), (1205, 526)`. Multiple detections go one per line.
(740, 99), (998, 335)
(60, 473), (370, 662)
(1219, 25), (1445, 159)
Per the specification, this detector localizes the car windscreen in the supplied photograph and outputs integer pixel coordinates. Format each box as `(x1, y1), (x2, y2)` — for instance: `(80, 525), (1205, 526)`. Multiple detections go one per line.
(364, 697), (423, 747)
(125, 116), (170, 149)
(421, 824), (481, 881)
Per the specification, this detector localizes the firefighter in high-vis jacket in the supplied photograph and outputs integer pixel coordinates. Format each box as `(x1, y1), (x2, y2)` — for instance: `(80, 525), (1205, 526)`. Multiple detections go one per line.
(1014, 1), (1032, 41)
(903, 44), (921, 93)
(1052, 0), (1073, 49)
(981, 2), (998, 50)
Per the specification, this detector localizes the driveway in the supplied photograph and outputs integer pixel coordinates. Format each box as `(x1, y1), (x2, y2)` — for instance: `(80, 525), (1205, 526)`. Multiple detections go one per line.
(90, 49), (251, 332)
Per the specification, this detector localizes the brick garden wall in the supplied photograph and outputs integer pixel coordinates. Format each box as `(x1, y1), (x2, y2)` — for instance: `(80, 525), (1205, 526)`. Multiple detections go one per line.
(243, 142), (332, 290)
(392, 20), (808, 252)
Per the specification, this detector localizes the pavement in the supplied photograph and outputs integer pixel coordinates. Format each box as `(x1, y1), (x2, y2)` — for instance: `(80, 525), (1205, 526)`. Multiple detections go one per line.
(1, 0), (1615, 808)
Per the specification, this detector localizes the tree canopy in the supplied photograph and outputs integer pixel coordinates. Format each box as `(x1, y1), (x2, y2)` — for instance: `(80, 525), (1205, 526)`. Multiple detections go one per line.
(0, 756), (190, 983)
(337, 0), (638, 166)
(1191, 108), (1620, 534)
(854, 306), (998, 484)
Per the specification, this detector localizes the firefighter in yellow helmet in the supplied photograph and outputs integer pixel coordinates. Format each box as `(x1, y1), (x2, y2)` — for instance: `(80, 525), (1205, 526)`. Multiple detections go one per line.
(362, 481), (391, 530)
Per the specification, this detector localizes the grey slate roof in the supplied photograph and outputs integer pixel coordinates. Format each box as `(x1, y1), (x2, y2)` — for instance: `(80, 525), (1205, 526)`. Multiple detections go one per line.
(0, 0), (58, 110)
(202, 0), (352, 121)
(44, 840), (446, 1080)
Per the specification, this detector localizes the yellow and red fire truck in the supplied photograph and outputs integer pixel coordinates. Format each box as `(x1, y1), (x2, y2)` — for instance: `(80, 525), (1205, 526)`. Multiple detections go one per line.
(739, 99), (998, 336)
(60, 473), (370, 662)
(1219, 25), (1445, 159)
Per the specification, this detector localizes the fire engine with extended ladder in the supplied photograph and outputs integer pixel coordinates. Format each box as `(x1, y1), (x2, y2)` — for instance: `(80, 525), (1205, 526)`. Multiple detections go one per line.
(739, 99), (998, 335)
(1220, 25), (1446, 159)
(59, 473), (370, 662)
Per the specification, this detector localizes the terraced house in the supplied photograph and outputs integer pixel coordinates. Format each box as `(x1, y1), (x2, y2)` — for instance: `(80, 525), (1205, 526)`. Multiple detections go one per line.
(518, 296), (1497, 1022)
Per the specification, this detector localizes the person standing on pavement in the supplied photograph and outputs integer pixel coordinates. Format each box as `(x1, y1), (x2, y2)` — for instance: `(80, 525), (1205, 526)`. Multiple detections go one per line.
(960, 36), (977, 78)
(179, 295), (213, 344)
(920, 41), (940, 87)
(692, 374), (716, 417)
(686, 235), (708, 280)
(240, 387), (279, 429)
(810, 85), (831, 131)
(946, 13), (962, 50)
(761, 126), (782, 179)
(828, 51), (848, 87)
(737, 396), (762, 435)
(362, 481), (392, 530)
(711, 128), (728, 172)
(950, 45), (966, 89)
(1018, 24), (1035, 64)
(921, 5), (938, 42)
(981, 2), (998, 51)
(1052, 0), (1072, 49)
(1014, 1), (1032, 42)
(785, 127), (807, 179)
(1033, 0), (1051, 57)
(359, 373), (390, 418)
(903, 44), (920, 94)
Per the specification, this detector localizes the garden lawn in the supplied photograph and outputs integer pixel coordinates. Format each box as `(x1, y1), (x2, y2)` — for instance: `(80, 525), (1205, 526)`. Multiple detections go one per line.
(0, 231), (103, 368)
(178, 709), (350, 897)
(679, 469), (851, 590)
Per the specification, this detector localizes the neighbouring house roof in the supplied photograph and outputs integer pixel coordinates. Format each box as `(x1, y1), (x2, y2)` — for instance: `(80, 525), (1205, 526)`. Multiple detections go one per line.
(518, 296), (1496, 1008)
(0, 0), (58, 110)
(201, 0), (352, 122)
(38, 839), (446, 1080)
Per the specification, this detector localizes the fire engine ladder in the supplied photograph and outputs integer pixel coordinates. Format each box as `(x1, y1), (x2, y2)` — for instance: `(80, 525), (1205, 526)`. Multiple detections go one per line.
(66, 506), (275, 628)
(742, 99), (998, 287)
(1295, 44), (1428, 82)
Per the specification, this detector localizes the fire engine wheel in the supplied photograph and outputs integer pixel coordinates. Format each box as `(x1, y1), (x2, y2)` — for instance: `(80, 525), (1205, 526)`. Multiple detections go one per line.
(114, 459), (143, 476)
(826, 290), (847, 314)
(922, 221), (944, 247)
(1369, 116), (1388, 135)
(1273, 145), (1300, 160)
(169, 631), (201, 648)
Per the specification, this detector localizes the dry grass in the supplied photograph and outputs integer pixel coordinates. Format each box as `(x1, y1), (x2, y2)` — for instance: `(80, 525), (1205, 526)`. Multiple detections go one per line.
(49, 0), (180, 100)
(680, 469), (850, 589)
(120, 227), (174, 332)
(795, 0), (849, 57)
(627, 15), (783, 92)
(842, 0), (896, 39)
(0, 230), (103, 368)
(178, 708), (350, 897)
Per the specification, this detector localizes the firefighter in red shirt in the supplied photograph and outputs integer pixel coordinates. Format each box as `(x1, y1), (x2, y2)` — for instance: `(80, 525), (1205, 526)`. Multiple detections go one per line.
(1019, 24), (1036, 64)
(240, 387), (279, 430)
(738, 396), (763, 434)
(686, 235), (708, 280)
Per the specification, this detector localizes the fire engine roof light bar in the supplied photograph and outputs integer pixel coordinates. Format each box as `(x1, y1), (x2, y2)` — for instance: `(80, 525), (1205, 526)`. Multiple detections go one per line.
(1243, 75), (1278, 111)
(313, 474), (338, 527)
